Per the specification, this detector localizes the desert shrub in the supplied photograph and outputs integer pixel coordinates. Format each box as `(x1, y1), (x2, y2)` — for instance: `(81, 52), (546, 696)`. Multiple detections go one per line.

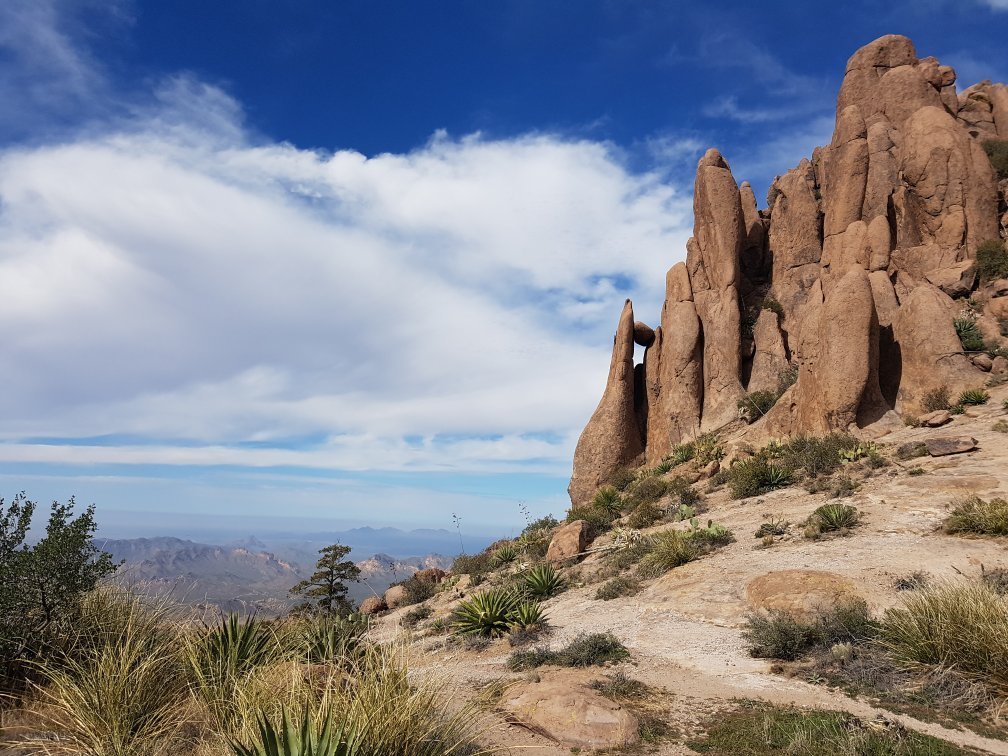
(521, 516), (558, 538)
(665, 475), (701, 508)
(982, 567), (1008, 595)
(626, 476), (667, 506)
(817, 598), (879, 645)
(627, 501), (663, 529)
(693, 433), (724, 465)
(726, 457), (793, 499)
(761, 296), (784, 316)
(231, 708), (361, 756)
(689, 702), (966, 755)
(605, 539), (651, 571)
(893, 571), (930, 591)
(590, 670), (649, 699)
(592, 486), (622, 516)
(595, 575), (642, 601)
(943, 495), (1008, 535)
(451, 588), (521, 637)
(522, 563), (564, 599)
(975, 238), (1008, 281)
(743, 610), (821, 660)
(954, 313), (985, 351)
(638, 530), (699, 577)
(949, 402), (965, 414)
(775, 433), (858, 477)
(688, 520), (734, 548)
(391, 574), (437, 606)
(400, 604), (432, 629)
(826, 476), (858, 498)
(566, 503), (617, 536)
(738, 389), (778, 419)
(298, 614), (367, 662)
(777, 365), (798, 394)
(508, 600), (547, 630)
(754, 517), (788, 538)
(492, 542), (519, 567)
(507, 632), (629, 671)
(983, 138), (1008, 180)
(809, 502), (860, 532)
(908, 466), (925, 476)
(895, 441), (928, 460)
(666, 441), (696, 466)
(957, 387), (989, 406)
(450, 551), (493, 578)
(608, 467), (637, 492)
(993, 420), (1008, 433)
(188, 613), (280, 697)
(921, 385), (951, 412)
(881, 581), (1008, 692)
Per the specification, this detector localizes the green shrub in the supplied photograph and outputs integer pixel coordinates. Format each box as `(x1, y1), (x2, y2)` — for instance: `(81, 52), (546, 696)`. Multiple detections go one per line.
(390, 574), (436, 606)
(881, 581), (1008, 691)
(984, 138), (1008, 180)
(907, 466), (925, 476)
(693, 433), (724, 465)
(774, 433), (858, 478)
(507, 632), (630, 671)
(666, 441), (696, 466)
(975, 238), (1008, 281)
(726, 457), (793, 499)
(949, 403), (965, 415)
(592, 486), (622, 516)
(299, 614), (367, 661)
(761, 296), (784, 316)
(754, 517), (788, 538)
(595, 576), (642, 601)
(231, 707), (360, 756)
(626, 476), (667, 506)
(738, 390), (778, 418)
(688, 520), (735, 548)
(492, 542), (519, 567)
(522, 563), (564, 599)
(957, 388), (990, 406)
(743, 610), (821, 660)
(400, 604), (432, 630)
(921, 385), (951, 412)
(627, 501), (662, 529)
(608, 468), (637, 492)
(509, 600), (547, 630)
(566, 503), (616, 536)
(638, 530), (699, 577)
(590, 670), (649, 700)
(943, 495), (1008, 535)
(955, 314), (985, 351)
(450, 551), (493, 578)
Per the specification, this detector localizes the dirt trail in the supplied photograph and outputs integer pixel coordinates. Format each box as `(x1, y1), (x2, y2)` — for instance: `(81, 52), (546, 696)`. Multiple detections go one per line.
(373, 390), (1008, 754)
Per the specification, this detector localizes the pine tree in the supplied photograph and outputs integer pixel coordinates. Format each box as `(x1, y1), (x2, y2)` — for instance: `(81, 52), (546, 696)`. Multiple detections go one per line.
(288, 542), (361, 616)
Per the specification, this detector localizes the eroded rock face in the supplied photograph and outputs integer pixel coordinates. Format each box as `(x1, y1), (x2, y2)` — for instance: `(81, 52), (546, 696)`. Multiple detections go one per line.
(569, 34), (1001, 506)
(546, 520), (591, 562)
(568, 300), (644, 507)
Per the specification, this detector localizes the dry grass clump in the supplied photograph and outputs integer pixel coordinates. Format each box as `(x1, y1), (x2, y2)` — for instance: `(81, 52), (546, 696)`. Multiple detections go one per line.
(943, 496), (1008, 535)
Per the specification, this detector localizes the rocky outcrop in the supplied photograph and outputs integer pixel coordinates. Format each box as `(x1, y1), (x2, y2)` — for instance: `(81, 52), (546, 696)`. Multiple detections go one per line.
(546, 520), (592, 562)
(569, 34), (1002, 504)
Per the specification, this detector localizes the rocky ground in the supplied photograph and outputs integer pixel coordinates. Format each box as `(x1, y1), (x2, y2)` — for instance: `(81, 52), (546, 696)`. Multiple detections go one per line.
(369, 389), (1008, 754)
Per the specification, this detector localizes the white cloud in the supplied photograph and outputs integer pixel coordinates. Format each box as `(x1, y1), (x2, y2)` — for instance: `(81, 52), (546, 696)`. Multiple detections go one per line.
(0, 82), (693, 476)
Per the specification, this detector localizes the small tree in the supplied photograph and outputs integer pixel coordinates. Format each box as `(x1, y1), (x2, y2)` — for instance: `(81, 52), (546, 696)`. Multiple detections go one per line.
(0, 493), (118, 685)
(289, 542), (361, 616)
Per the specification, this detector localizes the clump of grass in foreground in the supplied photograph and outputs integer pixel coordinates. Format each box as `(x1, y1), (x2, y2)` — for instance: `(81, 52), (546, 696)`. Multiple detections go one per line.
(743, 599), (878, 660)
(881, 581), (1008, 693)
(595, 575), (642, 601)
(688, 701), (967, 755)
(507, 632), (629, 671)
(636, 521), (733, 578)
(943, 496), (1008, 535)
(958, 388), (990, 406)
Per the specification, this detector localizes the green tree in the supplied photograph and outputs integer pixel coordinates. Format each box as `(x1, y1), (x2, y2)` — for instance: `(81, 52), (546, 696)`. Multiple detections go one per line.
(0, 493), (118, 684)
(288, 542), (361, 616)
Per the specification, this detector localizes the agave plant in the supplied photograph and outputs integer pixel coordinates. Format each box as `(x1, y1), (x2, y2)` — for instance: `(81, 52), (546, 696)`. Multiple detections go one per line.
(592, 486), (622, 516)
(451, 588), (521, 637)
(301, 613), (367, 662)
(812, 502), (859, 531)
(666, 441), (696, 466)
(190, 612), (279, 687)
(493, 542), (519, 567)
(958, 388), (990, 406)
(231, 708), (360, 756)
(509, 600), (547, 629)
(652, 457), (676, 475)
(522, 563), (564, 599)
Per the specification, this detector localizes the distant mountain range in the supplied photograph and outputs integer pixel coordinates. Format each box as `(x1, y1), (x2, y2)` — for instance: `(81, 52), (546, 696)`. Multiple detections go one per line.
(99, 535), (455, 615)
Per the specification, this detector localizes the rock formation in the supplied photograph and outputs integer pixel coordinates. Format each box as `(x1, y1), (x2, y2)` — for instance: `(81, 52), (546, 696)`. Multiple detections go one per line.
(569, 34), (1008, 506)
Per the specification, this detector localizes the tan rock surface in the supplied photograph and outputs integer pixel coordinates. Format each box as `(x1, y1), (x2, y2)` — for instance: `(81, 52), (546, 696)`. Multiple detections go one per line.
(746, 570), (858, 621)
(546, 519), (591, 562)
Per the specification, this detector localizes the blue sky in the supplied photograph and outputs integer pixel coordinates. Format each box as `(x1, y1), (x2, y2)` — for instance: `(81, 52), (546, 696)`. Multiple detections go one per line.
(1, 0), (1006, 537)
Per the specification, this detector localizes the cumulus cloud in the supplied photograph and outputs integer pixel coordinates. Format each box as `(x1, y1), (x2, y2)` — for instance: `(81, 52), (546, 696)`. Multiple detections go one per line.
(0, 80), (693, 480)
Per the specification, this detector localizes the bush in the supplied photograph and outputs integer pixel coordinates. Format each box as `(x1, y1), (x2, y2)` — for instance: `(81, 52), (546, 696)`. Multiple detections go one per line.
(761, 296), (784, 317)
(984, 138), (1008, 180)
(298, 614), (367, 661)
(809, 502), (860, 532)
(957, 388), (989, 406)
(738, 390), (778, 419)
(595, 576), (642, 601)
(881, 581), (1008, 692)
(522, 563), (564, 599)
(627, 501), (663, 529)
(450, 551), (493, 578)
(975, 239), (1008, 282)
(921, 385), (951, 412)
(507, 632), (629, 671)
(626, 476), (667, 506)
(592, 486), (622, 515)
(955, 314), (986, 351)
(390, 574), (437, 606)
(726, 457), (793, 499)
(566, 503), (617, 536)
(608, 468), (637, 492)
(943, 495), (1008, 535)
(638, 530), (699, 577)
(451, 589), (521, 637)
(743, 610), (821, 660)
(400, 604), (432, 629)
(993, 420), (1008, 433)
(982, 567), (1008, 595)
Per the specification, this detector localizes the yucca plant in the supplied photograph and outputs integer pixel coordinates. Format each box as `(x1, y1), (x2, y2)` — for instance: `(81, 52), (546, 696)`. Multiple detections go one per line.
(667, 441), (696, 466)
(451, 588), (521, 637)
(958, 388), (990, 406)
(190, 613), (279, 684)
(492, 542), (519, 567)
(522, 563), (564, 599)
(811, 502), (859, 531)
(300, 614), (367, 662)
(231, 708), (361, 756)
(652, 457), (676, 475)
(592, 486), (622, 516)
(509, 601), (546, 629)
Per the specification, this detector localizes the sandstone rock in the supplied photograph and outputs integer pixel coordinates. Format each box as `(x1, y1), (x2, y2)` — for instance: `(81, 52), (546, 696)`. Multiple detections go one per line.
(503, 678), (640, 750)
(414, 567), (447, 584)
(822, 106), (869, 242)
(748, 309), (790, 395)
(867, 214), (892, 271)
(837, 35), (917, 122)
(990, 279), (1008, 298)
(546, 520), (591, 562)
(994, 356), (1008, 375)
(645, 263), (703, 464)
(864, 120), (898, 225)
(925, 436), (978, 456)
(892, 284), (979, 412)
(358, 596), (386, 615)
(972, 353), (993, 372)
(987, 296), (1008, 321)
(747, 570), (858, 621)
(633, 321), (655, 347)
(739, 180), (767, 279)
(919, 410), (951, 427)
(690, 149), (745, 428)
(383, 585), (407, 610)
(568, 300), (644, 506)
(925, 260), (976, 299)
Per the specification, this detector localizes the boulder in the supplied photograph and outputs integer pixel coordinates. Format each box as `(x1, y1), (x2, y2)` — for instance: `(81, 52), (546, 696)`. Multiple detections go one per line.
(919, 410), (951, 427)
(972, 353), (993, 372)
(926, 436), (978, 456)
(892, 284), (979, 412)
(633, 321), (655, 347)
(836, 35), (918, 123)
(546, 520), (591, 562)
(994, 356), (1008, 375)
(358, 596), (386, 615)
(925, 260), (976, 299)
(414, 568), (447, 584)
(689, 149), (746, 428)
(502, 678), (640, 750)
(747, 570), (858, 621)
(383, 585), (408, 610)
(568, 300), (644, 507)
